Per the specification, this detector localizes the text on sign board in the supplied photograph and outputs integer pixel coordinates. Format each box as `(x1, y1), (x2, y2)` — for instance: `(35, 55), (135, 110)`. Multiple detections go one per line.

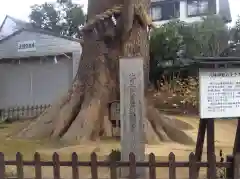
(17, 40), (36, 52)
(199, 68), (240, 119)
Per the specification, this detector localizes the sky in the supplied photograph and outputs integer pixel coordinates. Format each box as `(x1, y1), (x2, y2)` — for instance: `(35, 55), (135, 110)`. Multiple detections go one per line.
(0, 0), (239, 26)
(0, 0), (88, 24)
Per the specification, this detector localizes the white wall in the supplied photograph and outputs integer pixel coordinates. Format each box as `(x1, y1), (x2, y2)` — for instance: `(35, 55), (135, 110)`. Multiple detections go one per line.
(0, 57), (72, 109)
(153, 0), (220, 26)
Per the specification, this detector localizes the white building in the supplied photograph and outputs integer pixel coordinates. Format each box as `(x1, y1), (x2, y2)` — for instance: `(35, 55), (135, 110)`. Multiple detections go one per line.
(0, 16), (82, 119)
(150, 0), (232, 26)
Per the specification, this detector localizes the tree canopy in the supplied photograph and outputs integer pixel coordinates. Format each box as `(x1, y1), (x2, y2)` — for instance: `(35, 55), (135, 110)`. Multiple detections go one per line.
(29, 0), (85, 38)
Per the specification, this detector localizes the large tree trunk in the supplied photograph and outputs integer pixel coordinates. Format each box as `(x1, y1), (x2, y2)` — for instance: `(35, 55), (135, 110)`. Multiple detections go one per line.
(17, 0), (194, 145)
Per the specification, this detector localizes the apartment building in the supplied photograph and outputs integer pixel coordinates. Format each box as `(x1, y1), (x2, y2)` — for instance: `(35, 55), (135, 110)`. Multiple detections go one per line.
(150, 0), (232, 26)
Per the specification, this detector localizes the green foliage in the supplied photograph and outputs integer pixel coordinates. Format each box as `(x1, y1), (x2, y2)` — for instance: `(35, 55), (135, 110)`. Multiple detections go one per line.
(30, 3), (61, 32)
(149, 15), (230, 85)
(194, 15), (229, 56)
(150, 15), (229, 61)
(150, 15), (231, 109)
(149, 20), (185, 86)
(29, 0), (85, 38)
(108, 149), (121, 161)
(58, 0), (85, 38)
(150, 20), (183, 64)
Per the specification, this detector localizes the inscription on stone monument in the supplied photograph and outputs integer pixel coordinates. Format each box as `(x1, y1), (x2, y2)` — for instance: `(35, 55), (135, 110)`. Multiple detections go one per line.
(129, 73), (137, 132)
(200, 68), (240, 118)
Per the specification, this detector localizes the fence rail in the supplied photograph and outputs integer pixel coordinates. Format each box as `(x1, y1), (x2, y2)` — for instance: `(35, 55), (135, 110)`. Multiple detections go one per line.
(0, 104), (51, 121)
(0, 152), (238, 179)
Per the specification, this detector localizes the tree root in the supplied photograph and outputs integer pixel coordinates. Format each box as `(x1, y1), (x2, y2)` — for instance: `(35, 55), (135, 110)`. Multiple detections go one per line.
(147, 103), (195, 145)
(17, 91), (195, 146)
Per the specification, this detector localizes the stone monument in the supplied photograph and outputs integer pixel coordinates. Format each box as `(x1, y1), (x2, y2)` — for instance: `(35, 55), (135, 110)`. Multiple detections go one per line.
(119, 56), (145, 177)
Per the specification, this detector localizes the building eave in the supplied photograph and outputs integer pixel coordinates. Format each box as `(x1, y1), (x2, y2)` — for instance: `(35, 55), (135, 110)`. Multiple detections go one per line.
(0, 15), (83, 44)
(0, 27), (83, 45)
(0, 16), (8, 32)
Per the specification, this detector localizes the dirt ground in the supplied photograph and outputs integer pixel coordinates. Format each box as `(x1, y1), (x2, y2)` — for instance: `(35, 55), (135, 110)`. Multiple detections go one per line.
(1, 116), (237, 179)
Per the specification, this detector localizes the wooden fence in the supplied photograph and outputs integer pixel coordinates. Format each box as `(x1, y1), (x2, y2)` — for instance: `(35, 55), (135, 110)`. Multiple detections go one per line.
(1, 152), (239, 179)
(0, 104), (51, 121)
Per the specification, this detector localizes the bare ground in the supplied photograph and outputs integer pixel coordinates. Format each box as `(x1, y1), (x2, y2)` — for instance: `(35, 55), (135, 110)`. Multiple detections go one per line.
(1, 116), (237, 179)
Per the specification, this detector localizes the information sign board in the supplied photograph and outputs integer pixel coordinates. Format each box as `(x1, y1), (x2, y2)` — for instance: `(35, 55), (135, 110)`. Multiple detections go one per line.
(199, 68), (240, 118)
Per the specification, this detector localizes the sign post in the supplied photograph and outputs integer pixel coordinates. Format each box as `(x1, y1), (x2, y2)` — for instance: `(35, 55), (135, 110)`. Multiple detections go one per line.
(119, 56), (145, 178)
(195, 57), (240, 179)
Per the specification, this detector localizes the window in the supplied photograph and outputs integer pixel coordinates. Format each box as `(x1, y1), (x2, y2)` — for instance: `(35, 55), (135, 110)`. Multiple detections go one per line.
(187, 0), (209, 16)
(151, 6), (162, 21)
(150, 2), (180, 21)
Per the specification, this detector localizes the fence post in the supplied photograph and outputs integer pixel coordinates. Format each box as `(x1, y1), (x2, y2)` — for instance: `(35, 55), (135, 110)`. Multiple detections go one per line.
(109, 152), (117, 179)
(31, 106), (34, 117)
(21, 106), (24, 117)
(71, 152), (79, 179)
(169, 152), (176, 179)
(16, 106), (20, 119)
(0, 152), (5, 179)
(226, 155), (234, 179)
(208, 153), (216, 179)
(34, 152), (42, 179)
(53, 152), (60, 179)
(234, 154), (240, 179)
(8, 108), (11, 119)
(16, 152), (24, 179)
(189, 152), (197, 179)
(90, 152), (98, 179)
(129, 153), (136, 179)
(149, 153), (156, 179)
(26, 105), (30, 117)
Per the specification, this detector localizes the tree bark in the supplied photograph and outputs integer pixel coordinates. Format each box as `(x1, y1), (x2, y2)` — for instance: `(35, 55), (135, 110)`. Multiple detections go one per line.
(17, 0), (194, 145)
